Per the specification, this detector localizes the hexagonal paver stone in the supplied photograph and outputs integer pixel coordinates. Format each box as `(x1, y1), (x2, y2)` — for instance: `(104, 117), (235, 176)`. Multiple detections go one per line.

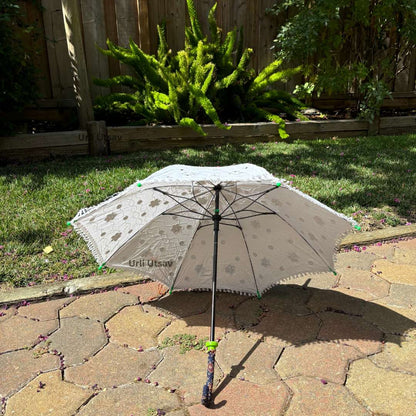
(260, 285), (311, 315)
(393, 246), (416, 265)
(119, 281), (168, 302)
(337, 268), (390, 299)
(152, 291), (211, 318)
(365, 242), (396, 260)
(372, 259), (416, 285)
(215, 292), (247, 319)
(275, 342), (362, 384)
(0, 350), (60, 398)
(380, 283), (416, 308)
(318, 312), (383, 355)
(76, 382), (182, 416)
(188, 378), (290, 416)
(335, 251), (379, 271)
(150, 346), (223, 404)
(362, 300), (416, 335)
(47, 317), (107, 366)
(106, 305), (170, 350)
(249, 311), (320, 347)
(17, 298), (73, 321)
(0, 306), (17, 323)
(234, 298), (264, 328)
(4, 370), (91, 416)
(216, 331), (282, 384)
(285, 377), (370, 416)
(370, 332), (416, 375)
(158, 312), (235, 343)
(59, 291), (137, 322)
(396, 237), (416, 251)
(65, 342), (160, 388)
(307, 288), (367, 316)
(346, 358), (416, 416)
(281, 272), (337, 290)
(0, 316), (58, 353)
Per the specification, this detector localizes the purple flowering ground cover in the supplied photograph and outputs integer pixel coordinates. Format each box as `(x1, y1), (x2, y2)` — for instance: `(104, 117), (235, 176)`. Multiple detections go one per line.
(0, 133), (414, 287)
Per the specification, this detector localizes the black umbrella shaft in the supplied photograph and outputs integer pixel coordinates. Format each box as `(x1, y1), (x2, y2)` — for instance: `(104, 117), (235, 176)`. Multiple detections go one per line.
(210, 186), (221, 342)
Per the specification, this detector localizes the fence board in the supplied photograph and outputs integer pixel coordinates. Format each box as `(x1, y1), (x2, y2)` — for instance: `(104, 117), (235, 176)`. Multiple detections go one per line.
(42, 0), (74, 99)
(80, 0), (110, 99)
(137, 0), (151, 53)
(20, 1), (52, 99)
(115, 0), (140, 77)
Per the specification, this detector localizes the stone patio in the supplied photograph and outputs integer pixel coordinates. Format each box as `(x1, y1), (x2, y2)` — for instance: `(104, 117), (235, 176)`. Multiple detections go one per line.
(0, 238), (416, 415)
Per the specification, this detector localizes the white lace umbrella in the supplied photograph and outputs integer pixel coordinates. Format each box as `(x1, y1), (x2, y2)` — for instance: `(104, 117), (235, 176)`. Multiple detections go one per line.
(69, 163), (358, 405)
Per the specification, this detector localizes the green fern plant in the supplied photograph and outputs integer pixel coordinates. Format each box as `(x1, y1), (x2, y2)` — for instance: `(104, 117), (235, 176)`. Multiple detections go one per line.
(94, 0), (305, 137)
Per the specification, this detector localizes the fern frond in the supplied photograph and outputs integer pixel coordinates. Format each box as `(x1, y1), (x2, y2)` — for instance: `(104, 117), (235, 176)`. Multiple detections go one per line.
(208, 3), (220, 45)
(201, 63), (215, 94)
(179, 117), (206, 136)
(186, 0), (204, 41)
(129, 40), (168, 91)
(215, 48), (253, 89)
(189, 85), (229, 130)
(157, 22), (170, 63)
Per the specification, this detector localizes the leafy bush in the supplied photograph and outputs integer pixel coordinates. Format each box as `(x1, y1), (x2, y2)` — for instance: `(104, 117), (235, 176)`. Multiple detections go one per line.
(0, 0), (39, 135)
(269, 0), (416, 121)
(94, 0), (305, 137)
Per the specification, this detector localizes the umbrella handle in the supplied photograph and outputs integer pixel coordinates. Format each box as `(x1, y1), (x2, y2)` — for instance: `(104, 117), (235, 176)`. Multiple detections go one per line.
(201, 341), (218, 407)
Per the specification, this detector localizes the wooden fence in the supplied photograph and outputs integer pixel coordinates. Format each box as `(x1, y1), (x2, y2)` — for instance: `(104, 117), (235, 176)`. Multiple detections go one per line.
(13, 0), (416, 129)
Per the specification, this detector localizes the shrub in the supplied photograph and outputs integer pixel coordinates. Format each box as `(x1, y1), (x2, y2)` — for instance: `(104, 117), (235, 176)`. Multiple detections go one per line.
(94, 0), (305, 137)
(0, 0), (39, 135)
(269, 0), (416, 121)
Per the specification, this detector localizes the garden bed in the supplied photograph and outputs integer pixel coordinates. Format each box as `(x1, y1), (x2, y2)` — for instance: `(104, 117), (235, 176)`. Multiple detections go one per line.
(1, 116), (415, 162)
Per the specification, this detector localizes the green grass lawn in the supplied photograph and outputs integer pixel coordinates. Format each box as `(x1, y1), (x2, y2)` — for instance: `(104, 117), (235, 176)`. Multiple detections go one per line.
(1, 134), (415, 288)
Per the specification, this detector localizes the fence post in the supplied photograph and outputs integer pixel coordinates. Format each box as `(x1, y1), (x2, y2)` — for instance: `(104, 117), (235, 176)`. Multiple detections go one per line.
(61, 0), (94, 129)
(87, 121), (109, 156)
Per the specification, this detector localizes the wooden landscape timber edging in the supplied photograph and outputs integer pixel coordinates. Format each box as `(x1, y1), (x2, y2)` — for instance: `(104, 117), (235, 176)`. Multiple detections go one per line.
(0, 116), (415, 162)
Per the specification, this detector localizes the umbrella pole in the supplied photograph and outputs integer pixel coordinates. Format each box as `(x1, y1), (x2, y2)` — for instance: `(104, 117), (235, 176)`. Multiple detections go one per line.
(201, 185), (221, 407)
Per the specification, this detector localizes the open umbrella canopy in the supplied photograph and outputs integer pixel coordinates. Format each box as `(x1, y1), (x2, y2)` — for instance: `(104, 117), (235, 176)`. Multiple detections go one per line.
(69, 163), (359, 406)
(69, 163), (357, 296)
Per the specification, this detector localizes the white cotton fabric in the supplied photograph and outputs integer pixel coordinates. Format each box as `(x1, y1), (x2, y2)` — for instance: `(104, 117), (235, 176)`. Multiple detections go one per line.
(71, 164), (357, 296)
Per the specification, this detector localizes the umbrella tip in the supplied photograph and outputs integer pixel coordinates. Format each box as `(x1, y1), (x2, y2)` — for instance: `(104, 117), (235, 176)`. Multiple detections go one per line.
(354, 225), (361, 230)
(66, 221), (71, 226)
(256, 290), (262, 299)
(276, 182), (281, 187)
(98, 263), (106, 270)
(137, 182), (142, 187)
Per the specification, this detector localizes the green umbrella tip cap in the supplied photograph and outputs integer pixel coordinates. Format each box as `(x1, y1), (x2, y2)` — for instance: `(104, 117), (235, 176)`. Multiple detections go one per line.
(98, 263), (106, 270)
(66, 221), (72, 226)
(329, 268), (337, 276)
(137, 182), (142, 187)
(276, 182), (281, 187)
(256, 290), (262, 299)
(214, 208), (220, 214)
(169, 289), (173, 295)
(206, 341), (218, 351)
(354, 225), (361, 231)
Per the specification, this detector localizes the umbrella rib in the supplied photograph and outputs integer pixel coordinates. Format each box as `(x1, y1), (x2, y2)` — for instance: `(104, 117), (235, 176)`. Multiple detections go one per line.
(223, 198), (261, 296)
(154, 186), (213, 218)
(222, 212), (277, 221)
(220, 187), (277, 217)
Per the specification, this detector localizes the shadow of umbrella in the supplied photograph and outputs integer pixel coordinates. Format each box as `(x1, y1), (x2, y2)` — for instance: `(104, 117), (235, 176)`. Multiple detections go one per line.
(150, 282), (416, 405)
